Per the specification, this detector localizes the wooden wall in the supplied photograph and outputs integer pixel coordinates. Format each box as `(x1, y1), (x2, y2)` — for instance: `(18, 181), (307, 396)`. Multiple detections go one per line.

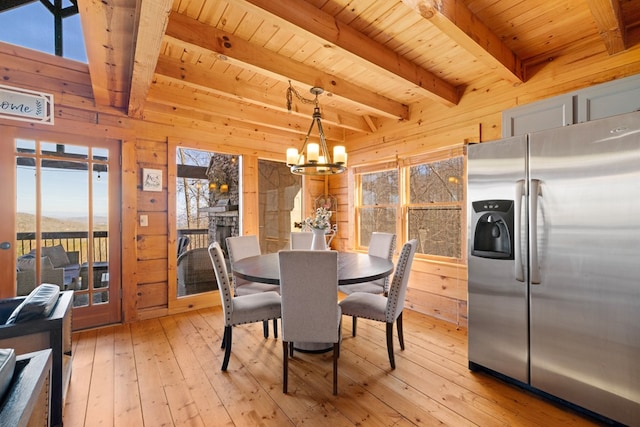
(1, 40), (639, 327)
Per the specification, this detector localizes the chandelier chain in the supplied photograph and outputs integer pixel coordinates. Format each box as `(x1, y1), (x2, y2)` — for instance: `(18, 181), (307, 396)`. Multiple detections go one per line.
(286, 81), (317, 111)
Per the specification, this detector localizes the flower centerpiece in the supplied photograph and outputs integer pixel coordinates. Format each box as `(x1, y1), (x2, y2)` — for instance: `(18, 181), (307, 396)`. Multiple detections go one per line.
(304, 207), (332, 230)
(304, 207), (332, 250)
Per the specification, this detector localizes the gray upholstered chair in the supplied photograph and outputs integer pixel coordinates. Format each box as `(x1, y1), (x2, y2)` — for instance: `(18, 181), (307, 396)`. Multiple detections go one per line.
(279, 250), (341, 395)
(289, 231), (314, 250)
(208, 242), (282, 371)
(226, 235), (280, 337)
(339, 239), (417, 369)
(339, 232), (396, 295)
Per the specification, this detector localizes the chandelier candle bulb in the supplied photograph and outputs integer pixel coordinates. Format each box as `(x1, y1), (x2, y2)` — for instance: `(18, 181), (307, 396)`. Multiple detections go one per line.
(333, 146), (346, 164)
(307, 143), (319, 162)
(286, 148), (299, 166)
(318, 156), (328, 172)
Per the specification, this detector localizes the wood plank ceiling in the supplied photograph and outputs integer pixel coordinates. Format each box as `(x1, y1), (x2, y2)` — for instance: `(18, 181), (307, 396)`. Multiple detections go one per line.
(78, 0), (640, 147)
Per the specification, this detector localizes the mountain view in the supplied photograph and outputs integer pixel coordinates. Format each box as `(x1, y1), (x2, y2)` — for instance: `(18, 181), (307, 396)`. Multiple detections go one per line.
(16, 212), (108, 232)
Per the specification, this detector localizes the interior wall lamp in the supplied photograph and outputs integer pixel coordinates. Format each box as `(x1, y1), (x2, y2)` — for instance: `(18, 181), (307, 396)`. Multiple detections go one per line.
(285, 84), (347, 175)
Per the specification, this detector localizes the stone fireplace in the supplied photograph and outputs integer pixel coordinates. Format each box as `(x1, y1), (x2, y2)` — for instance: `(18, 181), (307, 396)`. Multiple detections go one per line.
(204, 154), (240, 255)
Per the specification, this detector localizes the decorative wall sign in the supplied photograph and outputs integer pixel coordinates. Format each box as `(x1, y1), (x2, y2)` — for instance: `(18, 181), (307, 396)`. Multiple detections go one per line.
(142, 168), (162, 192)
(0, 84), (54, 124)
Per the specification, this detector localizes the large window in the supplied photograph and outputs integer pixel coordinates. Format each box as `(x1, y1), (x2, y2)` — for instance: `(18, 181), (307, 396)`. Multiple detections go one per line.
(355, 150), (465, 261)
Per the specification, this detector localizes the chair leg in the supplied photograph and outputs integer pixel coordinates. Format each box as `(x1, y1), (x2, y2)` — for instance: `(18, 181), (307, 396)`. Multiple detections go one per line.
(263, 320), (269, 338)
(397, 312), (405, 350)
(386, 322), (395, 369)
(289, 341), (294, 357)
(273, 318), (278, 339)
(282, 341), (289, 393)
(351, 316), (357, 337)
(221, 328), (226, 349)
(221, 326), (232, 371)
(333, 342), (339, 395)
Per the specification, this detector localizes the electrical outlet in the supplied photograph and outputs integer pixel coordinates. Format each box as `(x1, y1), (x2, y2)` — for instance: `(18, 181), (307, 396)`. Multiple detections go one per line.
(140, 214), (148, 227)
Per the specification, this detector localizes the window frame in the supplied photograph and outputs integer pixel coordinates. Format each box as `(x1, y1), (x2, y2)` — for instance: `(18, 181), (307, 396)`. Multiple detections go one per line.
(354, 148), (466, 263)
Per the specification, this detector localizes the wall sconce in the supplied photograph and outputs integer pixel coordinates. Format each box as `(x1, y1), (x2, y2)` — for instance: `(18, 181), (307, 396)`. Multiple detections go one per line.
(220, 184), (229, 193)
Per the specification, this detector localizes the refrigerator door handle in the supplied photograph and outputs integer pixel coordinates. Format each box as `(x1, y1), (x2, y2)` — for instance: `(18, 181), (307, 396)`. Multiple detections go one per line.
(515, 179), (525, 282)
(530, 179), (541, 284)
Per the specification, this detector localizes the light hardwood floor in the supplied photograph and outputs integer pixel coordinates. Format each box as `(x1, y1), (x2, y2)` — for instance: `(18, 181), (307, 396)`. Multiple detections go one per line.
(64, 307), (607, 426)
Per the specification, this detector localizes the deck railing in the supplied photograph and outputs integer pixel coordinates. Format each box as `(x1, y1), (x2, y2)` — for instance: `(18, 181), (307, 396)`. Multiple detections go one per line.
(17, 229), (209, 264)
(16, 231), (109, 264)
(177, 228), (209, 251)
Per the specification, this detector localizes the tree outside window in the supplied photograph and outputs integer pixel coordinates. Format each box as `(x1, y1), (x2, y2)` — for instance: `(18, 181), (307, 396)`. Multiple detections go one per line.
(357, 169), (398, 248)
(407, 156), (463, 259)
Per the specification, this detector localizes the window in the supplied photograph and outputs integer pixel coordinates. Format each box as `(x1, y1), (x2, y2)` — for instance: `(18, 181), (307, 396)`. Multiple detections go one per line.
(406, 156), (464, 259)
(356, 167), (399, 248)
(0, 1), (86, 61)
(355, 150), (465, 261)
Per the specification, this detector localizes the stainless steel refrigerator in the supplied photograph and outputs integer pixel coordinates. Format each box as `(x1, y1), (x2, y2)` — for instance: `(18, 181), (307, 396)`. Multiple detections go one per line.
(467, 111), (640, 426)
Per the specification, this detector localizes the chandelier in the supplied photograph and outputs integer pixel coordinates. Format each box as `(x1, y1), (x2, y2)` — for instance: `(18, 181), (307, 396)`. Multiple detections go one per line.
(285, 85), (347, 175)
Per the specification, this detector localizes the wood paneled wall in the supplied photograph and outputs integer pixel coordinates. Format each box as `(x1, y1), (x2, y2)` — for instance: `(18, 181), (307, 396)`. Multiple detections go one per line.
(1, 41), (639, 326)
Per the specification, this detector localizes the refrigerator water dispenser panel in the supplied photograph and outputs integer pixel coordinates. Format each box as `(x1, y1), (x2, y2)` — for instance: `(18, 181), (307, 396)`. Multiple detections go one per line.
(471, 200), (514, 259)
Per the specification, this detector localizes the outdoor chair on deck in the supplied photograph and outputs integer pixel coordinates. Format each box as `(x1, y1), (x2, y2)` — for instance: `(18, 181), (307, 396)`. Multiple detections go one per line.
(339, 232), (396, 295)
(339, 239), (417, 369)
(177, 247), (217, 295)
(226, 235), (280, 338)
(279, 250), (341, 395)
(208, 242), (281, 371)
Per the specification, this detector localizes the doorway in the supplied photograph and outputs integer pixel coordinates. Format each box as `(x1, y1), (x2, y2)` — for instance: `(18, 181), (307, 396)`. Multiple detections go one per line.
(0, 127), (121, 329)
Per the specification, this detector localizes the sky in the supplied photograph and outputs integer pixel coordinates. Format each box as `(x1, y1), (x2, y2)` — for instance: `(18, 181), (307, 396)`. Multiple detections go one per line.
(2, 3), (93, 218)
(0, 1), (87, 62)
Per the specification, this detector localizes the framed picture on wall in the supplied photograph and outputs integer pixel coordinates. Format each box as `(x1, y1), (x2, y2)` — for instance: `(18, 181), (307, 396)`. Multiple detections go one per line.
(142, 168), (162, 192)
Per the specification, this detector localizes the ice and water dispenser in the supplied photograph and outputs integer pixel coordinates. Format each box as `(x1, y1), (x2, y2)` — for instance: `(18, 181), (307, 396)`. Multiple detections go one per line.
(471, 200), (514, 259)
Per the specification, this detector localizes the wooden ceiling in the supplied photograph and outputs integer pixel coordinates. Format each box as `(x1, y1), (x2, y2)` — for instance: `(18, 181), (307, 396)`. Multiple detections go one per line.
(78, 0), (640, 145)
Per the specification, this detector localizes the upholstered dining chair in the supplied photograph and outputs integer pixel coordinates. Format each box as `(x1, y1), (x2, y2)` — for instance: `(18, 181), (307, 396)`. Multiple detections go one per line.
(339, 239), (417, 369)
(339, 232), (396, 295)
(278, 250), (341, 395)
(289, 231), (314, 250)
(226, 235), (281, 338)
(208, 242), (282, 371)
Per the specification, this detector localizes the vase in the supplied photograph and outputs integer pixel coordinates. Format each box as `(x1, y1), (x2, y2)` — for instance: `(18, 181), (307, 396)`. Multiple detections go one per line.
(311, 228), (327, 250)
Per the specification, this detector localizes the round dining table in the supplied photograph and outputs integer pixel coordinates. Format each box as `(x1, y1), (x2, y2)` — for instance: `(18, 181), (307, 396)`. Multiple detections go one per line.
(232, 251), (394, 353)
(231, 251), (394, 286)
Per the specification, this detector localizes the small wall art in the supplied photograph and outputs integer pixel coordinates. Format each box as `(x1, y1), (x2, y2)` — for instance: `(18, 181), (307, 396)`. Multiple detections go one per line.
(142, 168), (162, 192)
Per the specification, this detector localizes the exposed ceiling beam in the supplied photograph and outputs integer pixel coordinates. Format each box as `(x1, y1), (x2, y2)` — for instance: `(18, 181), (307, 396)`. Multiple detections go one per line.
(146, 82), (348, 142)
(77, 0), (138, 109)
(143, 101), (312, 147)
(165, 11), (408, 120)
(402, 0), (523, 83)
(585, 0), (627, 54)
(154, 54), (371, 133)
(127, 0), (173, 118)
(239, 0), (459, 106)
